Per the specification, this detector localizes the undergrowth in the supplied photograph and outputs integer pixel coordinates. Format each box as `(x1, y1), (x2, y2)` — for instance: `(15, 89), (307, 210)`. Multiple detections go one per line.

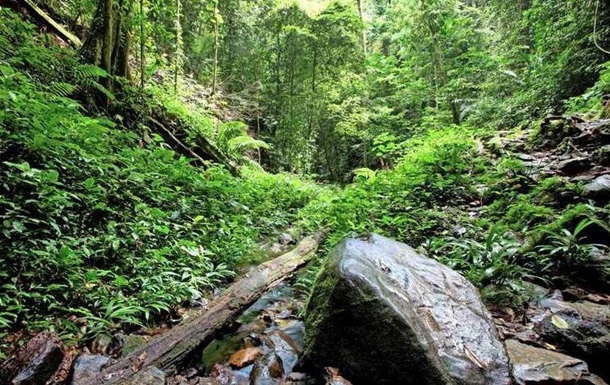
(298, 122), (610, 305)
(0, 9), (320, 355)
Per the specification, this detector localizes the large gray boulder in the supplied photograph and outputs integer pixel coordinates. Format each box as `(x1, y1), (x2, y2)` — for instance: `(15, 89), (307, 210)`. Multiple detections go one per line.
(303, 234), (511, 385)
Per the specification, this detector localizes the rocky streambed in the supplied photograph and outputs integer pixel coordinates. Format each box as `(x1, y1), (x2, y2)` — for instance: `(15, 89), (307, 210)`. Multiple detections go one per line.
(6, 233), (610, 385)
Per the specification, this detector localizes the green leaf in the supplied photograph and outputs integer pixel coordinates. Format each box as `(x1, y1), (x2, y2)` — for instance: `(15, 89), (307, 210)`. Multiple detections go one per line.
(551, 314), (570, 329)
(193, 215), (205, 223)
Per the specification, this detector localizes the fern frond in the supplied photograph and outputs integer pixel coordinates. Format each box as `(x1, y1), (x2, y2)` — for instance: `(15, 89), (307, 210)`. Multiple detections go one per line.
(353, 167), (377, 181)
(227, 135), (270, 153)
(218, 121), (248, 144)
(47, 81), (75, 97)
(73, 64), (108, 81)
(242, 157), (265, 170)
(91, 81), (115, 100)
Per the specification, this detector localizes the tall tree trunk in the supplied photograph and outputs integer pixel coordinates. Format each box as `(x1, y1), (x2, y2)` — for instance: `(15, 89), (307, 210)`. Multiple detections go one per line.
(111, 0), (133, 79)
(81, 0), (117, 96)
(174, 0), (182, 94)
(81, 0), (133, 96)
(101, 0), (113, 73)
(357, 0), (366, 55)
(307, 49), (317, 140)
(139, 0), (145, 90)
(211, 0), (219, 95)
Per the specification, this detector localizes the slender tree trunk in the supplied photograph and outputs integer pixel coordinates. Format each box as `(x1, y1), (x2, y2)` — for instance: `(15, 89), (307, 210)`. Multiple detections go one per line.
(357, 0), (366, 55)
(307, 49), (317, 139)
(211, 0), (219, 95)
(174, 0), (181, 94)
(101, 0), (113, 73)
(272, 23), (282, 138)
(139, 0), (145, 90)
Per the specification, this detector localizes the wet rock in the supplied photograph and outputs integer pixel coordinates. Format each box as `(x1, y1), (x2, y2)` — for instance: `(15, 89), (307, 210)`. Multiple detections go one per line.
(228, 347), (262, 369)
(90, 334), (112, 355)
(303, 234), (511, 385)
(573, 119), (610, 147)
(279, 233), (294, 245)
(249, 352), (283, 385)
(264, 330), (300, 373)
(583, 175), (610, 203)
(183, 367), (200, 379)
(286, 372), (311, 383)
(275, 320), (305, 352)
(209, 364), (238, 385)
(0, 332), (66, 385)
(506, 339), (607, 385)
(70, 353), (112, 385)
(557, 157), (594, 175)
(238, 320), (267, 335)
(107, 332), (127, 356)
(534, 299), (610, 381)
(121, 366), (167, 385)
(324, 367), (353, 385)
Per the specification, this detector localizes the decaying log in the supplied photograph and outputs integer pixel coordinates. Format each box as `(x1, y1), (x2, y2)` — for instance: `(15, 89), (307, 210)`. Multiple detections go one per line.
(147, 117), (240, 177)
(1, 0), (82, 47)
(93, 231), (325, 384)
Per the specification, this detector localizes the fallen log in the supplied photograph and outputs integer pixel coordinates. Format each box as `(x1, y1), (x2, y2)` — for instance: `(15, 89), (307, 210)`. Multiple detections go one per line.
(1, 0), (82, 47)
(93, 231), (325, 384)
(147, 116), (240, 177)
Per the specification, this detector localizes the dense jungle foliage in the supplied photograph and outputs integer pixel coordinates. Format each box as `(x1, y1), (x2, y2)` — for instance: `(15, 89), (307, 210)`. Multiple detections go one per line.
(1, 0), (610, 356)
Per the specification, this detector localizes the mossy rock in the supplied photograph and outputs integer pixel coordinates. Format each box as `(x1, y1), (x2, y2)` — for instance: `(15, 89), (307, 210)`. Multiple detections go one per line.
(302, 234), (511, 385)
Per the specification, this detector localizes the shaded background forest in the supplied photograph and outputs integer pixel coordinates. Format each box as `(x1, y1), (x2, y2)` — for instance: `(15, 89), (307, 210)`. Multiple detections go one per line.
(36, 0), (610, 181)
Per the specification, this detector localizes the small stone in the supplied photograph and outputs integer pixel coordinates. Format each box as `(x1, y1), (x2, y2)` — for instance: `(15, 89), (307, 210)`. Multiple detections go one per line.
(107, 332), (127, 356)
(170, 374), (189, 385)
(70, 353), (112, 385)
(534, 299), (610, 380)
(228, 347), (262, 369)
(287, 372), (310, 381)
(583, 175), (610, 203)
(279, 233), (294, 245)
(506, 339), (607, 385)
(595, 145), (610, 166)
(183, 367), (199, 379)
(196, 377), (222, 385)
(90, 334), (112, 355)
(325, 367), (353, 385)
(210, 364), (236, 384)
(249, 352), (283, 385)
